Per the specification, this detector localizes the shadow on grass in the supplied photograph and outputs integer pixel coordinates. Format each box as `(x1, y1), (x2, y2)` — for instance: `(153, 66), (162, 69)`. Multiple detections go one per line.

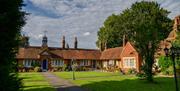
(24, 87), (55, 91)
(66, 75), (121, 80)
(81, 77), (177, 91)
(57, 86), (88, 91)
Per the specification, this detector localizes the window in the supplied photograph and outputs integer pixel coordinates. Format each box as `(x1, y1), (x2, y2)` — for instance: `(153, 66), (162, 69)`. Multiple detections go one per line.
(51, 59), (64, 67)
(80, 60), (90, 66)
(109, 60), (114, 65)
(23, 59), (36, 67)
(103, 61), (108, 67)
(123, 57), (136, 68)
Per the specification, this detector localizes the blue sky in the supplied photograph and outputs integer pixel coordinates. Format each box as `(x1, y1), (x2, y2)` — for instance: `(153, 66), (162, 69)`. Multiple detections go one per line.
(22, 0), (180, 49)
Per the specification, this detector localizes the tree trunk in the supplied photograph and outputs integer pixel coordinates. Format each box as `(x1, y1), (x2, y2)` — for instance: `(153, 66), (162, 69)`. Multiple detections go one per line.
(145, 55), (154, 82)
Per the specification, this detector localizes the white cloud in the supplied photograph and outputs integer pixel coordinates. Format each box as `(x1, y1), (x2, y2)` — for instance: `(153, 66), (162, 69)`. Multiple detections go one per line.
(22, 0), (180, 48)
(83, 32), (90, 36)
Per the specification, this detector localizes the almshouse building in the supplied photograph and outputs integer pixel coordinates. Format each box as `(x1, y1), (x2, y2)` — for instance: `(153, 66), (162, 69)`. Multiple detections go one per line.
(16, 34), (141, 72)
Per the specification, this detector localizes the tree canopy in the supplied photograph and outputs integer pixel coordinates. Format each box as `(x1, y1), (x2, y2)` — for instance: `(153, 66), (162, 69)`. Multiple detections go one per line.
(97, 1), (172, 82)
(0, 0), (26, 90)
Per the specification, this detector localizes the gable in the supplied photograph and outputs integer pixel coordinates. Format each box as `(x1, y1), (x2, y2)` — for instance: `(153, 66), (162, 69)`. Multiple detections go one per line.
(121, 42), (138, 57)
(41, 51), (50, 56)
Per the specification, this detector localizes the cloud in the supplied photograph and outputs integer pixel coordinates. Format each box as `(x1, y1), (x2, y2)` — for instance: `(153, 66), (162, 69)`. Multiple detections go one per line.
(83, 32), (90, 36)
(22, 0), (180, 48)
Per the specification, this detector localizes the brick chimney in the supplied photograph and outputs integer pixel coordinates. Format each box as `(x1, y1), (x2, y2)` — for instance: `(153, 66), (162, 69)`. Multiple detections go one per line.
(62, 36), (65, 48)
(74, 37), (78, 49)
(104, 42), (107, 50)
(123, 34), (126, 47)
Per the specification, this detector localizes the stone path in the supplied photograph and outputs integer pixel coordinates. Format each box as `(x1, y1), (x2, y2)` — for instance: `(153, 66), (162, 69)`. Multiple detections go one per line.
(41, 72), (87, 91)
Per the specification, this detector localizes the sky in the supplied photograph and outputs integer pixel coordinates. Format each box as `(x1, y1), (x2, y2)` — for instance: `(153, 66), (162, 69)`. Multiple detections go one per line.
(22, 0), (180, 49)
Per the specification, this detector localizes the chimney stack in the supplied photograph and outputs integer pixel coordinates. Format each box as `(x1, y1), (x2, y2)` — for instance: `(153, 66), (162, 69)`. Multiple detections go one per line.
(62, 36), (65, 48)
(74, 37), (78, 49)
(104, 41), (107, 50)
(99, 41), (103, 51)
(123, 34), (126, 47)
(66, 43), (69, 49)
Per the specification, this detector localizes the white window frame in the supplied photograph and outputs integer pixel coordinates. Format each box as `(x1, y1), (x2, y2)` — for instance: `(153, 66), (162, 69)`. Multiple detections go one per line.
(51, 59), (64, 67)
(23, 59), (35, 67)
(80, 60), (90, 66)
(109, 60), (114, 65)
(123, 57), (136, 68)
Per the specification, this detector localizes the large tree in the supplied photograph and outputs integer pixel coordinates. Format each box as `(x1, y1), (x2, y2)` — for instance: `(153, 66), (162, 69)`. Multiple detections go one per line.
(0, 0), (26, 91)
(97, 1), (172, 82)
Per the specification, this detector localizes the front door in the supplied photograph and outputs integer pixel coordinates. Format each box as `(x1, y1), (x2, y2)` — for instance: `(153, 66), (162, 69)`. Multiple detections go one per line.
(42, 60), (48, 70)
(92, 60), (96, 68)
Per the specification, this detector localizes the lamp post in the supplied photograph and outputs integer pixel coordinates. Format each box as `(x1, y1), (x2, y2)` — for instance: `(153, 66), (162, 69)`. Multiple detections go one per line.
(164, 46), (179, 91)
(71, 59), (76, 80)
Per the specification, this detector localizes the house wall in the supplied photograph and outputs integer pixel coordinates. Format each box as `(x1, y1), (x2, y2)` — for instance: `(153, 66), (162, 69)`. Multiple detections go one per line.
(120, 42), (141, 72)
(17, 59), (24, 66)
(102, 60), (120, 68)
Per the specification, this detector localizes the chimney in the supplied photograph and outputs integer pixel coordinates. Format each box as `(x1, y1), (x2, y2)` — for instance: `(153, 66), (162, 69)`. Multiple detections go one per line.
(99, 41), (103, 52)
(66, 43), (69, 49)
(62, 36), (65, 48)
(104, 41), (107, 50)
(123, 34), (126, 47)
(74, 37), (78, 49)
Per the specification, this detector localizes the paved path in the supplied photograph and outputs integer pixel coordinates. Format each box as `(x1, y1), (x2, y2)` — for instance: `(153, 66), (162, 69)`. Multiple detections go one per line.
(41, 72), (87, 91)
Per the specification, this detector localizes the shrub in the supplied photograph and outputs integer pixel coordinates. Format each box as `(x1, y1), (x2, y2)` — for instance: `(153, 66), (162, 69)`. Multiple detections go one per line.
(127, 68), (137, 74)
(176, 60), (180, 68)
(34, 67), (41, 72)
(158, 56), (172, 71)
(136, 72), (146, 80)
(62, 64), (68, 71)
(56, 66), (63, 71)
(32, 61), (41, 67)
(162, 66), (174, 75)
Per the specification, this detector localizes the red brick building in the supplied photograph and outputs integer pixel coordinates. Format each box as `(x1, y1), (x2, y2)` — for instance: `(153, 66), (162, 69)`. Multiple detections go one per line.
(100, 42), (141, 72)
(16, 35), (141, 72)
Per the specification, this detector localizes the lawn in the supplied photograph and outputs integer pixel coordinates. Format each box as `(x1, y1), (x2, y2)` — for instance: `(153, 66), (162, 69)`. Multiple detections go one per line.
(54, 71), (177, 91)
(19, 72), (55, 91)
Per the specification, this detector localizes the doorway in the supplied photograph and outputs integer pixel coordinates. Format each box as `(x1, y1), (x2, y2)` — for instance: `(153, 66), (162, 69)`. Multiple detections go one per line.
(42, 59), (48, 70)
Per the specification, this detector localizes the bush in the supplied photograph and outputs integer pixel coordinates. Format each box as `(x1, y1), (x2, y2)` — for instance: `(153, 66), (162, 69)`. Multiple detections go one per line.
(34, 67), (41, 72)
(158, 56), (172, 71)
(62, 64), (67, 71)
(136, 72), (146, 80)
(127, 68), (137, 74)
(162, 66), (174, 75)
(32, 61), (41, 67)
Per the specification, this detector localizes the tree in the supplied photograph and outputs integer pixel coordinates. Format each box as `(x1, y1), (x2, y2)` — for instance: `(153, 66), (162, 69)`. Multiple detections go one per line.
(0, 0), (26, 91)
(19, 34), (29, 47)
(96, 14), (126, 50)
(97, 1), (172, 82)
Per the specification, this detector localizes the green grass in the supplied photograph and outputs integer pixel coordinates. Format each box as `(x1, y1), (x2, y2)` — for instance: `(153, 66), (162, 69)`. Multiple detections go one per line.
(54, 71), (178, 91)
(19, 72), (55, 91)
(54, 71), (120, 79)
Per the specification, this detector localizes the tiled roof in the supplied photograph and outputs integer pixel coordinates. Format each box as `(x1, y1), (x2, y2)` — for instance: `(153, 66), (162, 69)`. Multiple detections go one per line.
(51, 49), (101, 60)
(100, 47), (123, 60)
(16, 47), (41, 59)
(167, 30), (176, 40)
(16, 46), (101, 60)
